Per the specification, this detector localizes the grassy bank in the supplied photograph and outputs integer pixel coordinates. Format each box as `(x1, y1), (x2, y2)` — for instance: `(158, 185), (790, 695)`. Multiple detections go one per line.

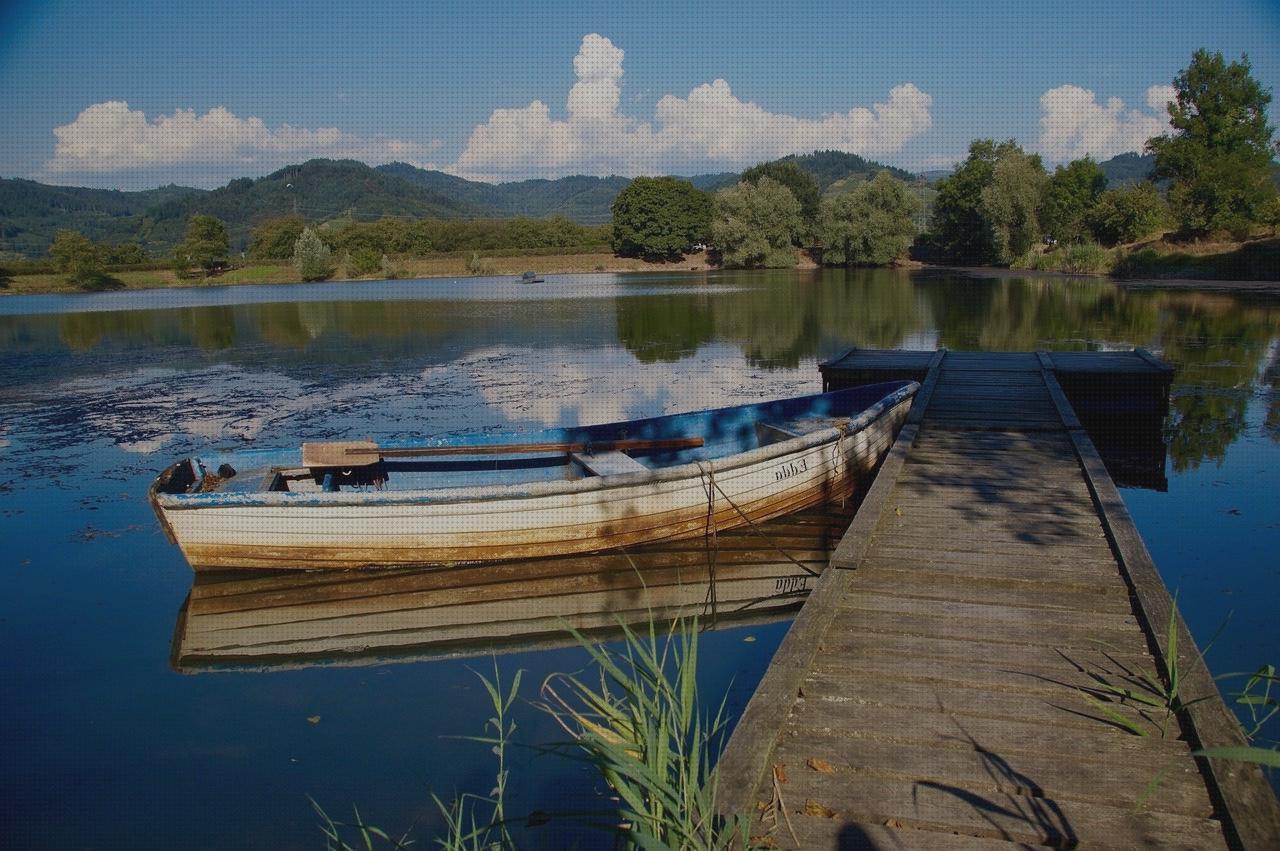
(1014, 235), (1280, 282)
(1, 250), (715, 296)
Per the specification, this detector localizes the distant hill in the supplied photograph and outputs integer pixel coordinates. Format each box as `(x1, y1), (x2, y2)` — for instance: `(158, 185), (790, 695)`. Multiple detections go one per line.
(144, 159), (486, 252)
(0, 180), (205, 257)
(1, 151), (922, 258)
(377, 163), (630, 224)
(770, 150), (914, 191)
(1098, 152), (1156, 187)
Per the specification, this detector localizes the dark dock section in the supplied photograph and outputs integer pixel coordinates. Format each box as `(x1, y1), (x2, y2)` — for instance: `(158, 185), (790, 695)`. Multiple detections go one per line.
(719, 349), (1279, 849)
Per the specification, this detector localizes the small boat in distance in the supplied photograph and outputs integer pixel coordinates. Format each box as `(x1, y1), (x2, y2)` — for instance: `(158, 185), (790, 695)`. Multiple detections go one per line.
(519, 270), (545, 283)
(149, 381), (918, 571)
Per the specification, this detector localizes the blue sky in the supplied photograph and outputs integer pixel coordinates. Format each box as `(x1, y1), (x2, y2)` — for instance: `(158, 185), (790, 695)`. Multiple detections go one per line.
(1, 0), (1277, 188)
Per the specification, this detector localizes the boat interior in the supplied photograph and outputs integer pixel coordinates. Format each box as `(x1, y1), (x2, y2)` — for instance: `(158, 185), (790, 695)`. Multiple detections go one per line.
(155, 381), (912, 497)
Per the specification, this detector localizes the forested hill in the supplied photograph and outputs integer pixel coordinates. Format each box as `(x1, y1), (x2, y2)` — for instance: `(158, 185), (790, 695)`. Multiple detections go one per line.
(139, 160), (485, 252)
(3, 153), (908, 257)
(375, 163), (631, 224)
(0, 180), (205, 256)
(773, 150), (915, 190)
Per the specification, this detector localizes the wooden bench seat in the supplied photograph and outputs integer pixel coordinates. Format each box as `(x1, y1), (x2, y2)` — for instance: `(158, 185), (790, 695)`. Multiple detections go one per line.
(571, 450), (650, 477)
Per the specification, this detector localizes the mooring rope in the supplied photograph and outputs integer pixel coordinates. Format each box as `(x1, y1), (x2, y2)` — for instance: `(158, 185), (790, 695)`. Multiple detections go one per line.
(696, 461), (719, 625)
(697, 459), (823, 580)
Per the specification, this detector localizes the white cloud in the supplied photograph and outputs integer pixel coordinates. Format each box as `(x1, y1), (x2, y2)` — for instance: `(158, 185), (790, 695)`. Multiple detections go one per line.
(44, 101), (440, 185)
(1037, 85), (1171, 162)
(1146, 84), (1177, 114)
(451, 34), (932, 180)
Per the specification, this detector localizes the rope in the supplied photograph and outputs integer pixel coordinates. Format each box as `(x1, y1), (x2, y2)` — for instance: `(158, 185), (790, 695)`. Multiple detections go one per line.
(698, 460), (823, 580)
(696, 461), (719, 625)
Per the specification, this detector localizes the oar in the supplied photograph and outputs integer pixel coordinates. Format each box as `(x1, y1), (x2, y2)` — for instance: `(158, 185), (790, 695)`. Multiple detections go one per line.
(302, 437), (704, 467)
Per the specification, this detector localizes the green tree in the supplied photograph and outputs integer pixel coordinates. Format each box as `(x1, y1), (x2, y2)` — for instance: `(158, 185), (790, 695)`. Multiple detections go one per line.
(1042, 158), (1107, 244)
(741, 160), (821, 240)
(980, 148), (1048, 263)
(293, 227), (332, 281)
(610, 177), (712, 260)
(710, 177), (804, 268)
(176, 214), (229, 272)
(929, 139), (1026, 264)
(819, 172), (921, 265)
(1148, 50), (1279, 237)
(49, 230), (105, 283)
(249, 215), (306, 259)
(0, 265), (10, 289)
(1089, 183), (1170, 246)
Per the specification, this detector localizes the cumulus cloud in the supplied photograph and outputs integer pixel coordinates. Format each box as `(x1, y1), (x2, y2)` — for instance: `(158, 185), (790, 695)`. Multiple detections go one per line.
(1146, 85), (1177, 114)
(44, 101), (439, 186)
(1037, 85), (1172, 162)
(451, 34), (932, 180)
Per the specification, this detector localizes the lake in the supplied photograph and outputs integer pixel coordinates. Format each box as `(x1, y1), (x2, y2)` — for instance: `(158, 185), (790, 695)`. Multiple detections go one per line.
(1, 267), (1277, 848)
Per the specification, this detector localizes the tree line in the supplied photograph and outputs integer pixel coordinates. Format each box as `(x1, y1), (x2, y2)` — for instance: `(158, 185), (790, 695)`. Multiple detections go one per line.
(607, 49), (1277, 270)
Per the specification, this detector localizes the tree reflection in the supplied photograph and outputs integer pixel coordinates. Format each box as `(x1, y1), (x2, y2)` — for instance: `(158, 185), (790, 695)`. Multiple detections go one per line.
(5, 270), (1276, 470)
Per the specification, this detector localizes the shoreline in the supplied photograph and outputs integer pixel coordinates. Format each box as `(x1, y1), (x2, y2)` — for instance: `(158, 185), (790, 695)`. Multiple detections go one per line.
(3, 249), (1277, 298)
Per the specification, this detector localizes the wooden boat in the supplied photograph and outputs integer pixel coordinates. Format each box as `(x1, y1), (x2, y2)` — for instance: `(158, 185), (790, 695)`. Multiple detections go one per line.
(150, 380), (917, 571)
(171, 503), (852, 672)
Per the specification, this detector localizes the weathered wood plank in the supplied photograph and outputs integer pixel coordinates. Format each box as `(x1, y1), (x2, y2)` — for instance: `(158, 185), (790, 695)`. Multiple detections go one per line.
(752, 769), (1228, 849)
(771, 735), (1215, 817)
(715, 419), (926, 817)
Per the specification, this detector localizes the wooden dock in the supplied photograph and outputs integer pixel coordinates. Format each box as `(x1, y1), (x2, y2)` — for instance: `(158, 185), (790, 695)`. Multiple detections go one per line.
(718, 349), (1280, 849)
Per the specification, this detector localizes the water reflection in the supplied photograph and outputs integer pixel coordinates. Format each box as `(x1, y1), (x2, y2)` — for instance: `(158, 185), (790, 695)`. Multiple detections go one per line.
(172, 504), (849, 672)
(2, 270), (1277, 472)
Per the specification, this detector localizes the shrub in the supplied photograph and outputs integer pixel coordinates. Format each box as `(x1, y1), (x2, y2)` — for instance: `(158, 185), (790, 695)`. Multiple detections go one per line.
(347, 247), (382, 276)
(293, 227), (332, 281)
(1056, 242), (1111, 274)
(465, 251), (498, 275)
(1089, 183), (1170, 246)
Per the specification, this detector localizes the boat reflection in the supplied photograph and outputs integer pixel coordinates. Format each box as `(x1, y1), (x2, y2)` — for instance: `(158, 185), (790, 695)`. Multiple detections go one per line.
(170, 503), (854, 672)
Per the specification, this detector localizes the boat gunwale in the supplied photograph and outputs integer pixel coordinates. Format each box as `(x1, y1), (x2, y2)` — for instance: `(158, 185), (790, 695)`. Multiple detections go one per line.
(153, 381), (918, 511)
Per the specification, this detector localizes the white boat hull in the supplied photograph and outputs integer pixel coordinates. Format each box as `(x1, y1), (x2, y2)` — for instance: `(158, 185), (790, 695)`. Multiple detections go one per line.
(154, 388), (913, 571)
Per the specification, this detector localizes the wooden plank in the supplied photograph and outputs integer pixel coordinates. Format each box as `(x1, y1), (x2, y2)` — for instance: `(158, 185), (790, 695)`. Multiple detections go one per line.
(785, 692), (1187, 758)
(752, 767), (1228, 849)
(798, 671), (1184, 737)
(825, 609), (1145, 653)
(904, 350), (946, 427)
(715, 420), (924, 817)
(818, 631), (1159, 677)
(770, 735), (1215, 817)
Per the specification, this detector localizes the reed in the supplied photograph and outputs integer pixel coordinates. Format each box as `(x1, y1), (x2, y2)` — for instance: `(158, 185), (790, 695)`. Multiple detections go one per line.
(538, 616), (755, 850)
(1196, 664), (1280, 769)
(313, 616), (761, 849)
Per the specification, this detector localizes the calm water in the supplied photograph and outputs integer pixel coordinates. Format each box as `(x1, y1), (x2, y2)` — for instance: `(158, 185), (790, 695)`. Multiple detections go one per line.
(1, 268), (1277, 848)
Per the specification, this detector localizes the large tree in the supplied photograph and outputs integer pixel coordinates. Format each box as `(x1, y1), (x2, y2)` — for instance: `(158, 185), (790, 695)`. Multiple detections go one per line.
(928, 139), (1027, 264)
(819, 172), (921, 266)
(1147, 50), (1278, 237)
(610, 177), (712, 260)
(49, 229), (105, 283)
(980, 149), (1048, 263)
(710, 177), (804, 268)
(740, 160), (821, 239)
(1042, 158), (1107, 244)
(176, 214), (230, 272)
